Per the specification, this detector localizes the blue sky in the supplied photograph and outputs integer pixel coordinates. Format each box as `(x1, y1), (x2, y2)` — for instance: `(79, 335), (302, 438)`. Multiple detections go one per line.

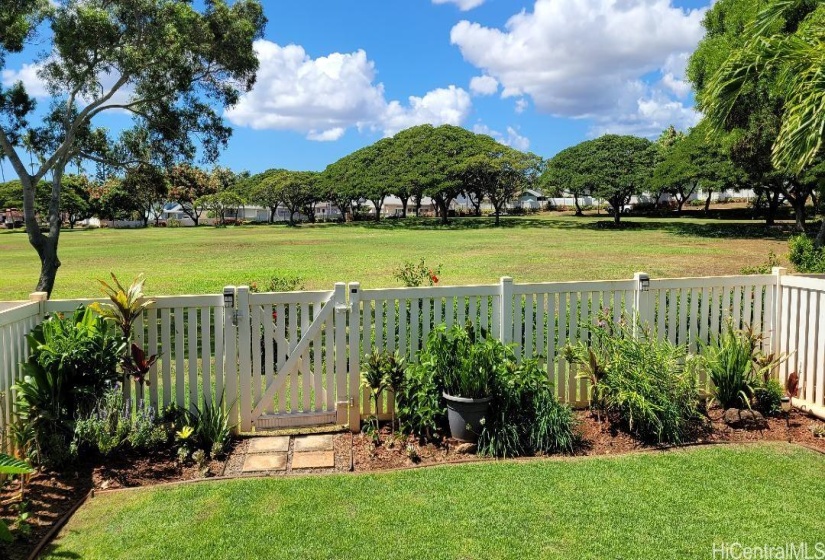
(1, 0), (713, 177)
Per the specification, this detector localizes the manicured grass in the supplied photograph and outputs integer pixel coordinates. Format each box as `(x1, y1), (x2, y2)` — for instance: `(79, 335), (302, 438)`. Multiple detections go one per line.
(44, 443), (825, 559)
(0, 213), (789, 300)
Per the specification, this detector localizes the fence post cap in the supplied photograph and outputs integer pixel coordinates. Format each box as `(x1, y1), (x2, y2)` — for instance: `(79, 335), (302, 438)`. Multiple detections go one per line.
(772, 266), (787, 276)
(28, 292), (48, 302)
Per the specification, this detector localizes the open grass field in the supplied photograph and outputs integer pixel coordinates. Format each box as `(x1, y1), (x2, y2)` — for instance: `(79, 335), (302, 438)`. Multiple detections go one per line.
(43, 443), (825, 560)
(0, 213), (792, 300)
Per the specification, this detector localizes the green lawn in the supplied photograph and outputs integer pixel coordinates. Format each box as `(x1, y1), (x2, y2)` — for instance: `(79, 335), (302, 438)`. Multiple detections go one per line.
(0, 214), (789, 300)
(43, 443), (825, 560)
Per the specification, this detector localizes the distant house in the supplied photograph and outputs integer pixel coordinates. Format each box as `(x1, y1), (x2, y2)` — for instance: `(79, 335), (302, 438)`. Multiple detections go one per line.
(516, 189), (547, 210)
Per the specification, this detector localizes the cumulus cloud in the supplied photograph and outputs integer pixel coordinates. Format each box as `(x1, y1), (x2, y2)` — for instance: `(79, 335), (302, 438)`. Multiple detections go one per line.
(469, 75), (499, 96)
(226, 40), (472, 141)
(432, 0), (486, 11)
(473, 123), (531, 151)
(1, 63), (49, 97)
(450, 0), (706, 136)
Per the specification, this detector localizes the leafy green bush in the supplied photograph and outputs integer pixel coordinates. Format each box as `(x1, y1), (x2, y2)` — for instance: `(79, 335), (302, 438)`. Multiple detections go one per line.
(393, 258), (441, 287)
(14, 307), (123, 467)
(478, 358), (579, 458)
(398, 325), (579, 457)
(249, 273), (305, 293)
(740, 251), (780, 275)
(788, 234), (825, 273)
(0, 454), (34, 543)
(753, 378), (784, 417)
(567, 315), (701, 445)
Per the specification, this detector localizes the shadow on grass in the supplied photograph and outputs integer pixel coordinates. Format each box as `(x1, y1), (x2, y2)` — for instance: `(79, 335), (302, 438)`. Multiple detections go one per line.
(350, 214), (814, 240)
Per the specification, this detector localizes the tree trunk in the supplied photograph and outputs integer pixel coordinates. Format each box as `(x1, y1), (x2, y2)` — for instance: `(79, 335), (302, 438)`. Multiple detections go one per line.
(288, 209), (295, 226)
(573, 193), (583, 216)
(399, 196), (409, 218)
(815, 217), (825, 249)
(612, 199), (621, 225)
(269, 206), (276, 223)
(494, 208), (501, 226)
(438, 198), (449, 225)
(704, 191), (712, 215)
(414, 195), (422, 217)
(765, 189), (782, 226)
(371, 199), (382, 222)
(23, 169), (64, 297)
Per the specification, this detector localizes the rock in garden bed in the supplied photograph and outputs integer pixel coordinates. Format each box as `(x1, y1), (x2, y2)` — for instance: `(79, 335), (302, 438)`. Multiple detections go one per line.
(723, 408), (768, 430)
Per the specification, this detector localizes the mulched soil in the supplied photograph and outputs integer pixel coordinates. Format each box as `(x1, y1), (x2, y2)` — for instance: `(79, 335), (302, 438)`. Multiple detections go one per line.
(335, 408), (825, 472)
(0, 443), (234, 560)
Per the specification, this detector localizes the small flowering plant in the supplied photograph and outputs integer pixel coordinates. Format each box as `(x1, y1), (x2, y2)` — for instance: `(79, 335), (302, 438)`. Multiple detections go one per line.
(393, 258), (442, 287)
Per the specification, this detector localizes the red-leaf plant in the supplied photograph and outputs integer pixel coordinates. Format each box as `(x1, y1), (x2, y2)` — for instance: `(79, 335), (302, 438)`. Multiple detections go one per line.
(122, 343), (158, 387)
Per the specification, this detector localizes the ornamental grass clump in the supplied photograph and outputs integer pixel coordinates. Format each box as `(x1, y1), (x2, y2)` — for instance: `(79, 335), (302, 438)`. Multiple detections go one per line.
(567, 312), (701, 445)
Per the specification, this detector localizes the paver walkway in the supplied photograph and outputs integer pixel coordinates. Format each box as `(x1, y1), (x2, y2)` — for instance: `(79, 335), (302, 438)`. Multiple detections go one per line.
(241, 434), (336, 474)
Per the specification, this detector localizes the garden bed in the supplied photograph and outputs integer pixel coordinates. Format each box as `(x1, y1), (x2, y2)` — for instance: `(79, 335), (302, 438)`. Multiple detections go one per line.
(335, 408), (825, 472)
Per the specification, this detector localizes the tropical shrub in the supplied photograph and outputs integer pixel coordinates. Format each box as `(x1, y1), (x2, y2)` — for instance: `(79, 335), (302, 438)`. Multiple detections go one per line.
(399, 325), (579, 456)
(700, 323), (758, 409)
(753, 378), (784, 417)
(567, 315), (701, 445)
(162, 396), (233, 459)
(393, 258), (441, 287)
(477, 358), (578, 458)
(788, 234), (825, 273)
(249, 273), (305, 293)
(14, 307), (123, 467)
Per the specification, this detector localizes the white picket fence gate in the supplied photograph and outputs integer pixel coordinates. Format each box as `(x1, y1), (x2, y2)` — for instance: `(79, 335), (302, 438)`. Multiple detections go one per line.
(1, 269), (824, 441)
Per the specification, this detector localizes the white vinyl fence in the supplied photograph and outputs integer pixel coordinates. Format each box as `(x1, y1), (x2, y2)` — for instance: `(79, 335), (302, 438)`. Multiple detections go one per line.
(1, 269), (823, 442)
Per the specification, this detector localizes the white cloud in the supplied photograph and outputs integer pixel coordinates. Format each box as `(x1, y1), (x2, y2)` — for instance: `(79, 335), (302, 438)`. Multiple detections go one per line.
(2, 63), (49, 97)
(432, 0), (486, 11)
(473, 123), (531, 151)
(469, 75), (499, 96)
(515, 98), (529, 113)
(2, 61), (134, 110)
(382, 86), (472, 136)
(226, 40), (473, 140)
(450, 0), (706, 136)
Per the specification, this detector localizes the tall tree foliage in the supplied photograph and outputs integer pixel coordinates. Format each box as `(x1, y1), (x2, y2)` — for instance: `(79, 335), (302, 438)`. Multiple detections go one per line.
(0, 0), (266, 295)
(689, 0), (823, 232)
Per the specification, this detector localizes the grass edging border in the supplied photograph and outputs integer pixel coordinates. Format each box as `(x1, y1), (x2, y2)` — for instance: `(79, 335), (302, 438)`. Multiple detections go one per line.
(25, 489), (94, 560)
(90, 439), (820, 496)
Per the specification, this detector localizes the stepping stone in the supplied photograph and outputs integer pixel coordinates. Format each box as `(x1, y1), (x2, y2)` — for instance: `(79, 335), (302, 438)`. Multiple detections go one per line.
(291, 451), (335, 469)
(248, 436), (290, 453)
(242, 453), (287, 472)
(293, 434), (334, 452)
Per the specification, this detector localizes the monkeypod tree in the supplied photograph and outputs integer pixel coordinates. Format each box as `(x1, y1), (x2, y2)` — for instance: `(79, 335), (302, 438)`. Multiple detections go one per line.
(167, 164), (217, 226)
(651, 121), (743, 215)
(0, 0), (266, 296)
(542, 144), (596, 216)
(553, 135), (655, 225)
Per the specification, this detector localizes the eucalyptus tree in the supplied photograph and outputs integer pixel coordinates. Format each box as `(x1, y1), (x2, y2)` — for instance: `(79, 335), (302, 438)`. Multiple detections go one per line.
(0, 0), (266, 295)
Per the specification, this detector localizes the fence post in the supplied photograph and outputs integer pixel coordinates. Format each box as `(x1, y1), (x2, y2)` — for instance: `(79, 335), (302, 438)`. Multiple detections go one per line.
(633, 272), (650, 336)
(236, 286), (252, 432)
(333, 283), (348, 425)
(771, 267), (787, 381)
(223, 286), (239, 433)
(499, 276), (514, 344)
(348, 282), (361, 433)
(28, 292), (48, 319)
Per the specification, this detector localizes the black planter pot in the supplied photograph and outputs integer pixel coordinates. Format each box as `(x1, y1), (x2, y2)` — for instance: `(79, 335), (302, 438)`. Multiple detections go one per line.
(443, 392), (492, 443)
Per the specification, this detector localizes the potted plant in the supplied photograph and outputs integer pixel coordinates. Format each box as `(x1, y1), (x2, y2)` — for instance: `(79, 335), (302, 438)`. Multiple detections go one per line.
(442, 333), (502, 442)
